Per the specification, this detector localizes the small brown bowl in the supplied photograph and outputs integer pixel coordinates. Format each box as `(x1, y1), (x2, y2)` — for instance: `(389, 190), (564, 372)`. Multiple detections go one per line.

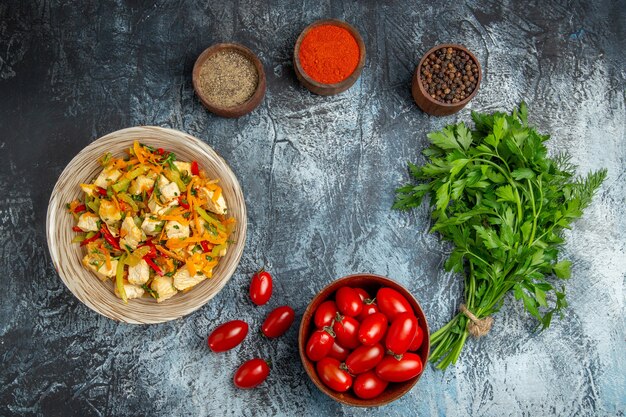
(412, 43), (482, 116)
(293, 19), (366, 96)
(192, 43), (266, 118)
(298, 273), (430, 407)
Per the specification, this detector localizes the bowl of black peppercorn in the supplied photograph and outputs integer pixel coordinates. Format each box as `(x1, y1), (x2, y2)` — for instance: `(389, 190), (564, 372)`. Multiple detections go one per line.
(411, 44), (481, 116)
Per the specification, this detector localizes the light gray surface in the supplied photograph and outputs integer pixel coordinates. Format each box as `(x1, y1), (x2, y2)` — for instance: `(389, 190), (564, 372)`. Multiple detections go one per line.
(0, 0), (624, 416)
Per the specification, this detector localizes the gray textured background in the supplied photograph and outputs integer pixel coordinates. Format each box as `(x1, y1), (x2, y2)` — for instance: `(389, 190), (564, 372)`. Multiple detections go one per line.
(0, 1), (624, 416)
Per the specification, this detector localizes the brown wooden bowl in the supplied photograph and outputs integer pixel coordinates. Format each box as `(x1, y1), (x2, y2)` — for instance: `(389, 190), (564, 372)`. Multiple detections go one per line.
(293, 19), (366, 96)
(192, 43), (266, 118)
(298, 273), (430, 407)
(411, 43), (482, 116)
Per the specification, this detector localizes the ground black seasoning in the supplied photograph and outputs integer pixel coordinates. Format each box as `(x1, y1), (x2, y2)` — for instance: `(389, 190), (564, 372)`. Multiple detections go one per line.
(198, 50), (258, 108)
(420, 47), (479, 104)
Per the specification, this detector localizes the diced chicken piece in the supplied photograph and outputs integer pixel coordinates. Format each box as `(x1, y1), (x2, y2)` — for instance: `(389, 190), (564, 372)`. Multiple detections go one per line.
(147, 194), (178, 215)
(165, 220), (190, 240)
(199, 187), (227, 215)
(157, 175), (170, 188)
(115, 282), (145, 300)
(94, 167), (122, 189)
(128, 174), (155, 195)
(80, 183), (98, 196)
(151, 276), (178, 302)
(99, 200), (121, 225)
(141, 216), (164, 236)
(173, 161), (192, 175)
(173, 266), (206, 291)
(128, 259), (150, 285)
(160, 181), (181, 202)
(119, 217), (144, 250)
(77, 212), (100, 232)
(82, 254), (118, 280)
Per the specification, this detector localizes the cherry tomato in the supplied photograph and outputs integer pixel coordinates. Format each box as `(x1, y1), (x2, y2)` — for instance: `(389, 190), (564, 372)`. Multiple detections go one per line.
(328, 341), (350, 361)
(358, 312), (388, 346)
(385, 312), (418, 355)
(208, 320), (248, 352)
(353, 371), (389, 400)
(357, 301), (379, 321)
(332, 314), (361, 349)
(409, 325), (424, 351)
(315, 357), (352, 392)
(314, 300), (338, 328)
(306, 328), (335, 361)
(354, 288), (370, 302)
(233, 358), (270, 389)
(345, 343), (385, 374)
(375, 353), (423, 382)
(377, 287), (412, 320)
(249, 269), (273, 306)
(335, 287), (363, 317)
(261, 306), (295, 338)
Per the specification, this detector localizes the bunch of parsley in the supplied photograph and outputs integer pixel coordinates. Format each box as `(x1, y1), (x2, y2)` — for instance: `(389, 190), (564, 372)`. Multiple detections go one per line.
(394, 104), (606, 369)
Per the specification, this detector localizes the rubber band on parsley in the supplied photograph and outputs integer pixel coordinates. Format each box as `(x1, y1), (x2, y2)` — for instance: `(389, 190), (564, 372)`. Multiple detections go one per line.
(394, 103), (606, 369)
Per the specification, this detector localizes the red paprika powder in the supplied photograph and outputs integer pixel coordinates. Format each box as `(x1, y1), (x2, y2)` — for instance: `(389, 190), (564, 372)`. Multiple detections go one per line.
(298, 24), (360, 84)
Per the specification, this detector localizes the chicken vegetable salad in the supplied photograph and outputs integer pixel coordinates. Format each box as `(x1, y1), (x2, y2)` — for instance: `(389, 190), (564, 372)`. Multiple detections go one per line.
(67, 141), (235, 303)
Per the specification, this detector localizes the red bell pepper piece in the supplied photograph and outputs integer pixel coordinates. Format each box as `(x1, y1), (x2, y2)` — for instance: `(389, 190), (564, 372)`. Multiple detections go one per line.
(73, 204), (86, 213)
(96, 187), (107, 196)
(178, 197), (190, 210)
(143, 256), (164, 276)
(156, 148), (165, 155)
(72, 226), (83, 232)
(191, 161), (199, 176)
(101, 224), (121, 250)
(200, 241), (210, 253)
(80, 232), (101, 246)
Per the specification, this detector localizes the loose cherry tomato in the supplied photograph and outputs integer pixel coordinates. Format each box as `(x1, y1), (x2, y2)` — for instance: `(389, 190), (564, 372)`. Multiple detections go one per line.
(358, 312), (388, 346)
(335, 287), (363, 317)
(375, 353), (423, 382)
(357, 301), (379, 321)
(409, 325), (424, 351)
(233, 358), (270, 389)
(328, 341), (350, 361)
(353, 371), (389, 400)
(314, 300), (338, 328)
(316, 357), (352, 392)
(262, 306), (295, 338)
(377, 287), (412, 320)
(332, 314), (361, 349)
(306, 327), (335, 361)
(208, 320), (248, 352)
(385, 312), (418, 355)
(354, 288), (370, 302)
(345, 343), (385, 374)
(249, 269), (273, 306)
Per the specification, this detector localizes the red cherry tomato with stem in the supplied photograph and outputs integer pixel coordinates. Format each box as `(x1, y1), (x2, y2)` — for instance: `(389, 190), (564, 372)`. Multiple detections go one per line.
(233, 358), (270, 389)
(328, 341), (350, 361)
(314, 300), (338, 328)
(262, 306), (295, 338)
(316, 357), (353, 392)
(306, 327), (336, 361)
(353, 371), (389, 400)
(409, 325), (424, 351)
(375, 353), (423, 382)
(332, 314), (361, 349)
(377, 287), (412, 320)
(208, 320), (248, 352)
(249, 269), (273, 306)
(385, 312), (418, 355)
(335, 287), (363, 317)
(345, 343), (385, 374)
(357, 301), (379, 321)
(358, 312), (388, 346)
(354, 288), (370, 302)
